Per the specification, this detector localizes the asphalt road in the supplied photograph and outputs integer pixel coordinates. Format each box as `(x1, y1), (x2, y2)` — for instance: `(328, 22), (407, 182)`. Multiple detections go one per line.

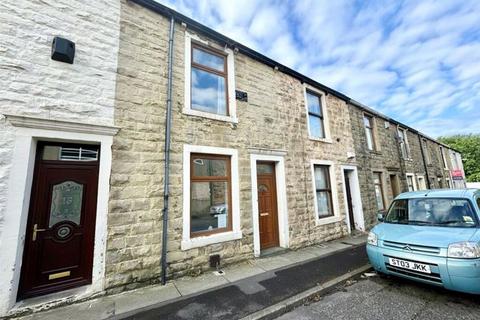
(276, 273), (480, 320)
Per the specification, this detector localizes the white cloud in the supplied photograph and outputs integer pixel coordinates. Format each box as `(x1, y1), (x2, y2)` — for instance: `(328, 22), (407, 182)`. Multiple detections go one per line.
(156, 0), (480, 137)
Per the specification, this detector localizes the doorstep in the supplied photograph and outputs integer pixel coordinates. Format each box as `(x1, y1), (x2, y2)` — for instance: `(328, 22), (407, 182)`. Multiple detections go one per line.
(9, 234), (368, 320)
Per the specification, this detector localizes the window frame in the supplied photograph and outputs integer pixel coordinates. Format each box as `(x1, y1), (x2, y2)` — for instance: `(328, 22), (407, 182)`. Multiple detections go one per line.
(363, 114), (376, 151)
(440, 146), (448, 169)
(446, 177), (452, 189)
(372, 171), (386, 211)
(406, 173), (417, 191)
(184, 32), (237, 123)
(422, 138), (432, 165)
(397, 127), (411, 160)
(304, 85), (331, 143)
(310, 160), (340, 225)
(182, 145), (241, 250)
(313, 165), (334, 218)
(416, 174), (427, 190)
(190, 153), (232, 237)
(190, 43), (229, 116)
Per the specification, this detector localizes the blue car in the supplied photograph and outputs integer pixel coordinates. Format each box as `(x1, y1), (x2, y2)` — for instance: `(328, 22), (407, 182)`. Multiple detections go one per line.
(367, 189), (480, 294)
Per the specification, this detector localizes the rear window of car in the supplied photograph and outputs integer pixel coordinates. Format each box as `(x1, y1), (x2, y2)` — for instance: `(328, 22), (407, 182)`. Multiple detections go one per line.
(385, 198), (478, 227)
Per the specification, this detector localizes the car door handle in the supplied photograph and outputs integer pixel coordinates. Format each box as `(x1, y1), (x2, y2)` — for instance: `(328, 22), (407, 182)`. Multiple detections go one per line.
(260, 212), (269, 216)
(32, 223), (47, 241)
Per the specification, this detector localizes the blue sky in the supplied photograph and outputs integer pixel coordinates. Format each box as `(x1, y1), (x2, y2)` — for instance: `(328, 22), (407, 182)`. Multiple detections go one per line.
(160, 0), (480, 138)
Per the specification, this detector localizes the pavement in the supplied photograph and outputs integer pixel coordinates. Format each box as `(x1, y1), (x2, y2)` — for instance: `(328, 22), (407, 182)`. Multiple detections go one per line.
(10, 234), (368, 320)
(276, 271), (480, 320)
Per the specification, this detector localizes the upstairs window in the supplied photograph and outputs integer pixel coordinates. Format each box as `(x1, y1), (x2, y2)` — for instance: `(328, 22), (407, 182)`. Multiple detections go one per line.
(191, 44), (228, 116)
(306, 90), (326, 139)
(363, 115), (375, 151)
(440, 146), (448, 169)
(397, 128), (410, 159)
(422, 139), (431, 165)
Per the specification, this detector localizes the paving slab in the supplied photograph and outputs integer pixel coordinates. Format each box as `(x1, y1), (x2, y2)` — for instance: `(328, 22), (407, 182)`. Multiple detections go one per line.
(174, 272), (229, 296)
(281, 249), (317, 264)
(17, 296), (115, 320)
(113, 282), (180, 315)
(340, 235), (368, 246)
(221, 262), (266, 283)
(253, 255), (293, 271)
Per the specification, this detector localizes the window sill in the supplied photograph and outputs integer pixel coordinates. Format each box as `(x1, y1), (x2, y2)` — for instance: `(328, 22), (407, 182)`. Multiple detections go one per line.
(368, 150), (382, 155)
(309, 136), (333, 144)
(315, 215), (343, 226)
(181, 230), (242, 250)
(403, 158), (413, 162)
(183, 108), (238, 124)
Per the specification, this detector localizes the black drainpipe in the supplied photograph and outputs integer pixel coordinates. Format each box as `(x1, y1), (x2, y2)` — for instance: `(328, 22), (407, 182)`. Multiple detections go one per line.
(161, 15), (175, 285)
(418, 135), (432, 189)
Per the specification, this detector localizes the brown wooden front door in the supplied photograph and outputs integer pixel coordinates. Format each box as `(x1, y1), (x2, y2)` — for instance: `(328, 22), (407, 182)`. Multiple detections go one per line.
(390, 174), (400, 198)
(18, 142), (100, 300)
(257, 162), (279, 249)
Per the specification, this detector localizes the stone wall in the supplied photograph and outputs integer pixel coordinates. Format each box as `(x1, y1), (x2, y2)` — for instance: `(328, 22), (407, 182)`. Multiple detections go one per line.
(107, 0), (356, 292)
(348, 103), (458, 229)
(0, 0), (120, 247)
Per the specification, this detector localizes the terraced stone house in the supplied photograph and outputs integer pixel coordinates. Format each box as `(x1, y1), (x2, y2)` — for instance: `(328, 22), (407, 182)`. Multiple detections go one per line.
(0, 0), (466, 317)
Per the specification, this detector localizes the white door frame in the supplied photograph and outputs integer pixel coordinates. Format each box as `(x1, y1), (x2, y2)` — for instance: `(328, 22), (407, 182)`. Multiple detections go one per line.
(340, 165), (365, 232)
(0, 115), (118, 315)
(250, 154), (289, 257)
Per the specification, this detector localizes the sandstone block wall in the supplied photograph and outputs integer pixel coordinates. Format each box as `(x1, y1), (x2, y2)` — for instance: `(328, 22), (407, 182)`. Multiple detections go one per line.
(348, 103), (457, 229)
(107, 1), (356, 292)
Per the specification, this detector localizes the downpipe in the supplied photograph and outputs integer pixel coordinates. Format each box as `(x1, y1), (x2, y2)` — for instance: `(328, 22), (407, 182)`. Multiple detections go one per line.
(418, 135), (432, 189)
(161, 15), (175, 285)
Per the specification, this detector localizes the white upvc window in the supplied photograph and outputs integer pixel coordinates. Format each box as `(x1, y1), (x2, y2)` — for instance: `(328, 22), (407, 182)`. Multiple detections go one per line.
(184, 32), (237, 123)
(182, 145), (241, 250)
(406, 173), (417, 191)
(446, 177), (452, 189)
(450, 151), (459, 169)
(304, 85), (331, 142)
(372, 171), (386, 211)
(422, 139), (431, 165)
(416, 175), (427, 190)
(310, 160), (341, 225)
(440, 146), (448, 169)
(363, 114), (377, 151)
(397, 127), (411, 159)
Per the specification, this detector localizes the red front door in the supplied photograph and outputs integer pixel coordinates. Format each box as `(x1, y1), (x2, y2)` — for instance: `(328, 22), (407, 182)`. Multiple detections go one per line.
(18, 142), (100, 300)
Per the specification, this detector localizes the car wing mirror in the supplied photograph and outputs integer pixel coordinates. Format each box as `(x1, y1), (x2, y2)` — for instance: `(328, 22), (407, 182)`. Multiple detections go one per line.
(377, 211), (385, 222)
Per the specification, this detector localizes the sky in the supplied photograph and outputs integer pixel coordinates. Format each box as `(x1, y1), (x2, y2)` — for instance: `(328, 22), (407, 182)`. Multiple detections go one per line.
(159, 0), (480, 138)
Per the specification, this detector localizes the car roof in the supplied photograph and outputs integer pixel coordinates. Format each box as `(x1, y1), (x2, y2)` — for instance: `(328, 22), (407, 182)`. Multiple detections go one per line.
(395, 189), (480, 200)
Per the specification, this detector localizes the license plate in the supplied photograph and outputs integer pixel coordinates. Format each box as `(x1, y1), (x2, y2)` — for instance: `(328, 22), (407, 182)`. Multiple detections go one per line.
(388, 258), (431, 274)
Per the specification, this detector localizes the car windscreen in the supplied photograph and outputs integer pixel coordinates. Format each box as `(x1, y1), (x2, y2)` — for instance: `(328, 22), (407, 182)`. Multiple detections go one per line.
(384, 198), (478, 227)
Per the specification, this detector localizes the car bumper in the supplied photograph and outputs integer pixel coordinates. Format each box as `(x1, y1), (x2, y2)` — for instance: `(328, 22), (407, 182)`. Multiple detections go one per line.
(367, 244), (480, 294)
